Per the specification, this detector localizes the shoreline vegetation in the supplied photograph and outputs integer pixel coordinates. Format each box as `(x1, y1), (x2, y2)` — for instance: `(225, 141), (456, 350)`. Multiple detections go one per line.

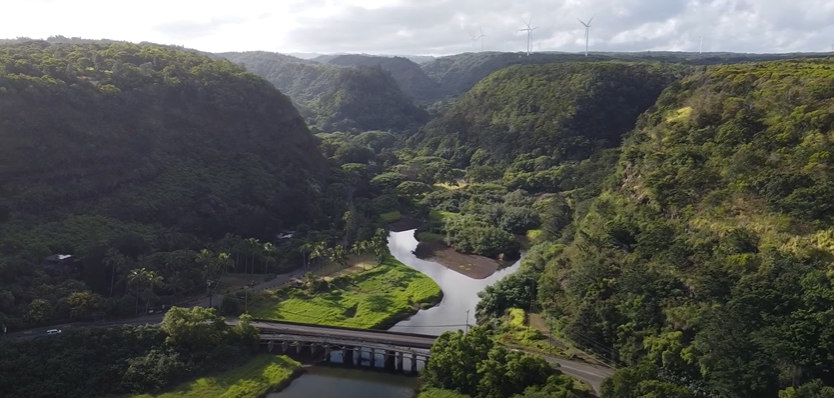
(121, 355), (303, 398)
(412, 241), (503, 279)
(397, 215), (517, 280)
(249, 253), (442, 329)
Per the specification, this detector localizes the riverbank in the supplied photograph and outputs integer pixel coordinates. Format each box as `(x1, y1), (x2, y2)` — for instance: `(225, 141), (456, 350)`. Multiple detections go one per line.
(249, 254), (442, 329)
(123, 355), (302, 398)
(413, 240), (503, 279)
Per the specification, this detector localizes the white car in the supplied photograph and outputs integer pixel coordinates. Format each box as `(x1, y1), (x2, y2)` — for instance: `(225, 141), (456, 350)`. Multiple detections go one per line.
(46, 329), (61, 335)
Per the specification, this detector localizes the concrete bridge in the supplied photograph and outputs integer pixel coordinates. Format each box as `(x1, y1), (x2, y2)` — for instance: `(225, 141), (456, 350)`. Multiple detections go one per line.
(245, 319), (615, 391)
(248, 319), (433, 373)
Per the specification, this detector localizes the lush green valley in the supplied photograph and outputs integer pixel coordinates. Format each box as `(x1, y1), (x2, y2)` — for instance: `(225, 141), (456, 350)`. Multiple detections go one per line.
(5, 35), (834, 398)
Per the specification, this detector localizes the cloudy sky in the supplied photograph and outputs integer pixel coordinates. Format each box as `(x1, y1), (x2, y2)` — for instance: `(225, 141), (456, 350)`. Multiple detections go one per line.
(5, 0), (834, 55)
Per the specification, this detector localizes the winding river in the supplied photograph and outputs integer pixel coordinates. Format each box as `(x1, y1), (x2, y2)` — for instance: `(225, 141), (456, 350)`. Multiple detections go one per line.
(268, 229), (522, 397)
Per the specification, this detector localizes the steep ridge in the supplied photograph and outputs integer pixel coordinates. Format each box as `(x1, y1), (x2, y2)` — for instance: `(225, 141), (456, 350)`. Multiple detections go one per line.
(539, 59), (834, 397)
(0, 42), (328, 326)
(420, 51), (834, 100)
(407, 62), (685, 170)
(219, 51), (428, 132)
(321, 54), (443, 102)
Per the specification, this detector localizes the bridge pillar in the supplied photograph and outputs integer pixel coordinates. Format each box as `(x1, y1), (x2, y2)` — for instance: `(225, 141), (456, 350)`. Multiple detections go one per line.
(369, 348), (376, 368)
(295, 342), (302, 354)
(324, 345), (331, 363)
(281, 341), (288, 353)
(410, 353), (417, 374)
(396, 351), (404, 372)
(384, 350), (395, 371)
(354, 346), (361, 366)
(343, 346), (354, 366)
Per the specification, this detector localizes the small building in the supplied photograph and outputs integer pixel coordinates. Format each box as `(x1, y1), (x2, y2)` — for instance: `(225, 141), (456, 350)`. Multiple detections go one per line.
(277, 230), (296, 240)
(42, 254), (75, 276)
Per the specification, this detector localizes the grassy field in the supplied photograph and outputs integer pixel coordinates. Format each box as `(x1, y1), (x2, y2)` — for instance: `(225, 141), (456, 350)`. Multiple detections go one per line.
(417, 388), (471, 398)
(250, 255), (442, 329)
(124, 355), (300, 398)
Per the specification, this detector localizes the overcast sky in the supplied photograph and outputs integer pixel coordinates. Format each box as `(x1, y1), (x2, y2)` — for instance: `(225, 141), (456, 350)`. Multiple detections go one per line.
(5, 0), (834, 56)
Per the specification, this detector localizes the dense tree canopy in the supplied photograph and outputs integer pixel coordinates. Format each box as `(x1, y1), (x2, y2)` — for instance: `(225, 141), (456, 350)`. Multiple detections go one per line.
(219, 51), (428, 133)
(532, 59), (834, 398)
(0, 41), (329, 329)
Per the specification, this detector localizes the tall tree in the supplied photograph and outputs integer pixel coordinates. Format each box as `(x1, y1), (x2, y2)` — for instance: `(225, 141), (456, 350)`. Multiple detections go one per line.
(103, 248), (126, 298)
(262, 242), (276, 274)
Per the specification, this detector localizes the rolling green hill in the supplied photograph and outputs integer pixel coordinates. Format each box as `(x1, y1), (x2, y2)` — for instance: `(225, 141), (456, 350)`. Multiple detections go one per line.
(321, 54), (443, 102)
(535, 59), (834, 397)
(407, 62), (685, 173)
(219, 51), (428, 132)
(419, 51), (834, 101)
(0, 41), (329, 328)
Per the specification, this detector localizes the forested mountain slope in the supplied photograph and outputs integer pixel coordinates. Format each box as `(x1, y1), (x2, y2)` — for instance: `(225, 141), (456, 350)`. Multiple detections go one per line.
(537, 59), (834, 397)
(219, 51), (428, 132)
(407, 62), (684, 172)
(419, 52), (833, 101)
(321, 54), (443, 102)
(420, 52), (594, 98)
(0, 42), (328, 328)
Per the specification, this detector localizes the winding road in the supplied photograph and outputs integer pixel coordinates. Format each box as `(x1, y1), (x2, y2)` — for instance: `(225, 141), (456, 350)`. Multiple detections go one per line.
(5, 263), (614, 393)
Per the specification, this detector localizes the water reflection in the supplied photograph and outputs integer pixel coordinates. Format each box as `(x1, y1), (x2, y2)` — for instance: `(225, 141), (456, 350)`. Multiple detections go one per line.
(387, 229), (522, 336)
(268, 228), (522, 397)
(266, 367), (418, 398)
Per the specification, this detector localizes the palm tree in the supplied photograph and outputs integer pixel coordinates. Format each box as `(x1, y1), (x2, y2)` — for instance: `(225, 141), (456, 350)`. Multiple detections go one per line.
(329, 245), (348, 271)
(196, 249), (214, 279)
(263, 242), (276, 274)
(247, 238), (261, 274)
(142, 270), (164, 314)
(300, 241), (313, 268)
(350, 240), (370, 270)
(371, 228), (388, 264)
(216, 252), (232, 279)
(104, 248), (126, 298)
(127, 268), (151, 315)
(310, 242), (328, 270)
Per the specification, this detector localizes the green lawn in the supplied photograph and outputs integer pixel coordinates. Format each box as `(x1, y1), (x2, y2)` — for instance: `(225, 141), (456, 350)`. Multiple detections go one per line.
(251, 256), (442, 329)
(124, 355), (300, 398)
(417, 388), (471, 398)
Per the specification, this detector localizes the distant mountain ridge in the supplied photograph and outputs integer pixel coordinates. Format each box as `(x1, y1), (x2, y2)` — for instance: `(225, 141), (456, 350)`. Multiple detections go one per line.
(219, 51), (427, 133)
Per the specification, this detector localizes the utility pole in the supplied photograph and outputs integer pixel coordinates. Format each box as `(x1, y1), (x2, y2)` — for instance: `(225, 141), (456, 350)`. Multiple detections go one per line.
(465, 310), (470, 333)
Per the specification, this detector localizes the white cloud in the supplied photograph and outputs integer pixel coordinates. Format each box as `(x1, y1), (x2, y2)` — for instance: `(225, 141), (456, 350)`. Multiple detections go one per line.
(3, 0), (834, 55)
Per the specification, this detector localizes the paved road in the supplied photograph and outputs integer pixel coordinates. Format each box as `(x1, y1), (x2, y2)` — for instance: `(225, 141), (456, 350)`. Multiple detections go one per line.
(3, 265), (614, 393)
(5, 267), (316, 341)
(518, 350), (614, 394)
(248, 320), (437, 349)
(247, 320), (613, 394)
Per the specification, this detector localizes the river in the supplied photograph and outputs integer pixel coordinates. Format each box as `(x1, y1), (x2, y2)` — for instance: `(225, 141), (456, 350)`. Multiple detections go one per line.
(267, 229), (522, 398)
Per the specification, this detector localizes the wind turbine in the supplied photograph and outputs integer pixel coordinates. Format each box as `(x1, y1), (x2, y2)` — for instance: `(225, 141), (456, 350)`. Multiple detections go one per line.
(468, 30), (478, 51)
(474, 27), (486, 52)
(519, 18), (538, 56)
(578, 14), (595, 56)
(699, 35), (703, 54)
